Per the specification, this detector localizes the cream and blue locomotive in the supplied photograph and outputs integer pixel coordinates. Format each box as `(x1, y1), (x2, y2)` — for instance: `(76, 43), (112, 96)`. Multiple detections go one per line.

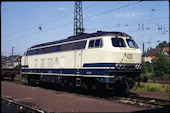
(21, 31), (146, 92)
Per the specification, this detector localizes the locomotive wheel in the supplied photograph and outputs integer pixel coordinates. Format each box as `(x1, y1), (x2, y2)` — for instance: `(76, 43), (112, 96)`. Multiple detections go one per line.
(1, 76), (4, 81)
(81, 78), (99, 91)
(10, 75), (15, 81)
(114, 81), (127, 93)
(35, 79), (40, 85)
(10, 77), (14, 81)
(27, 75), (40, 86)
(82, 83), (88, 90)
(92, 85), (97, 90)
(61, 77), (75, 89)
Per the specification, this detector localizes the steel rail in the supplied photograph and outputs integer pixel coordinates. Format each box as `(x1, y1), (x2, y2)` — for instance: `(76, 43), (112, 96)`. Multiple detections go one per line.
(111, 95), (170, 108)
(2, 97), (46, 113)
(3, 78), (170, 109)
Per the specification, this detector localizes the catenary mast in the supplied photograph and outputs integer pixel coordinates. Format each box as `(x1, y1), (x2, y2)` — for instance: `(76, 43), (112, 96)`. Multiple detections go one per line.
(74, 1), (84, 36)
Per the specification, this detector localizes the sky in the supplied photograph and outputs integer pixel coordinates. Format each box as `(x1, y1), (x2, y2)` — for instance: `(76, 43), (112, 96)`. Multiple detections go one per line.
(1, 1), (169, 56)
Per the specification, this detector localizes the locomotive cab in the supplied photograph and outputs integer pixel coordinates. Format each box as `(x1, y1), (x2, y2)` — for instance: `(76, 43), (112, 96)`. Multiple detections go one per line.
(95, 35), (145, 92)
(83, 32), (144, 92)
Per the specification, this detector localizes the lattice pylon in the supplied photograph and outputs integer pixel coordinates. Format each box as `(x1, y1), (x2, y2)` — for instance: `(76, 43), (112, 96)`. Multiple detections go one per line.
(74, 1), (84, 36)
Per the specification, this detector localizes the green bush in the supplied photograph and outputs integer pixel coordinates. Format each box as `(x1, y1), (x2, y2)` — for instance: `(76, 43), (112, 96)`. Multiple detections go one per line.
(141, 61), (153, 77)
(153, 53), (170, 76)
(142, 61), (152, 73)
(133, 83), (169, 94)
(140, 72), (153, 77)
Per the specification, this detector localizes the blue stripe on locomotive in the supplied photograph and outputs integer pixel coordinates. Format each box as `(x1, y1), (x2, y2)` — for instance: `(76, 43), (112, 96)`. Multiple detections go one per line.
(83, 63), (116, 67)
(21, 68), (142, 83)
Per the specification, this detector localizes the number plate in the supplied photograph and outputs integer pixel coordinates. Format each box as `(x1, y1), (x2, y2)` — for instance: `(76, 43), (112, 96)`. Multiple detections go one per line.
(127, 54), (132, 59)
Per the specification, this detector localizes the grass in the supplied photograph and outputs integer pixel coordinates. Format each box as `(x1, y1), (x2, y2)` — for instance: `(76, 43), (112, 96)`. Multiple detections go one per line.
(133, 82), (170, 94)
(140, 72), (153, 77)
(140, 71), (170, 78)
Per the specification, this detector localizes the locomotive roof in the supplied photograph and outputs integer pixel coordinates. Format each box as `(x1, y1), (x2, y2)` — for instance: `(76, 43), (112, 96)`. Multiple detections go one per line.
(29, 31), (132, 49)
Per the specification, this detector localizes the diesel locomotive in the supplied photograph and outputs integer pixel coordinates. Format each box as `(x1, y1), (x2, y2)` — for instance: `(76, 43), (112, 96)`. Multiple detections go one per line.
(21, 31), (147, 92)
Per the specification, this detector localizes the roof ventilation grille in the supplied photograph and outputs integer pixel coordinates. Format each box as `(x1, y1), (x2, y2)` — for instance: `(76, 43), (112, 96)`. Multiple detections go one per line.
(97, 31), (102, 33)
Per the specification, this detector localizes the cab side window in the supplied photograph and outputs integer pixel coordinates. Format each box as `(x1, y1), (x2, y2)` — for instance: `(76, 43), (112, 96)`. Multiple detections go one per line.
(95, 39), (100, 47)
(89, 40), (95, 48)
(88, 38), (103, 48)
(111, 38), (126, 47)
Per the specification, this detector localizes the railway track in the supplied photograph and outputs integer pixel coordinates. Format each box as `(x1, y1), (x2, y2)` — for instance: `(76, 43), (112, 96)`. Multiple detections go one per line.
(110, 95), (170, 109)
(148, 77), (170, 84)
(2, 78), (170, 110)
(2, 96), (46, 113)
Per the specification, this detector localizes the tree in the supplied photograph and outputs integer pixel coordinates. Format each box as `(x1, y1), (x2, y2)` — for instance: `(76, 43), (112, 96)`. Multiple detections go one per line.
(153, 53), (170, 76)
(156, 41), (170, 48)
(142, 61), (152, 73)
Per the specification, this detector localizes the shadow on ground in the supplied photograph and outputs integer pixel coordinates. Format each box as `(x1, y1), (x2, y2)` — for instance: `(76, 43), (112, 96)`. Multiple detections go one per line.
(134, 106), (169, 113)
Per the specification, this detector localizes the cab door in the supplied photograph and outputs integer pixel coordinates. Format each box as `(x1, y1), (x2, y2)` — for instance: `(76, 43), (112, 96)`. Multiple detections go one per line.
(22, 51), (28, 67)
(24, 56), (28, 66)
(75, 50), (82, 69)
(74, 50), (82, 86)
(21, 51), (28, 75)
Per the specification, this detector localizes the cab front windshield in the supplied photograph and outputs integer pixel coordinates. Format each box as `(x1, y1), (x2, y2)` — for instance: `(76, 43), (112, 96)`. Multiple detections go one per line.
(126, 39), (139, 48)
(111, 37), (139, 48)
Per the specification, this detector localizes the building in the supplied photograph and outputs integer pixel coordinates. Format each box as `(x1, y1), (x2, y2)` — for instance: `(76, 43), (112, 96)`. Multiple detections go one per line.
(162, 47), (170, 58)
(143, 48), (162, 63)
(1, 55), (22, 69)
(143, 47), (170, 63)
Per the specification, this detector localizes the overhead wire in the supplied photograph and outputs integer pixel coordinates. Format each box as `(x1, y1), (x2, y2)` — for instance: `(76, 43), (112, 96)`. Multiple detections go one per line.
(3, 1), (141, 43)
(3, 1), (104, 38)
(80, 1), (142, 32)
(2, 1), (169, 56)
(6, 1), (168, 44)
(84, 17), (169, 29)
(85, 20), (169, 33)
(3, 31), (40, 43)
(119, 1), (168, 31)
(1, 2), (95, 37)
(84, 1), (141, 20)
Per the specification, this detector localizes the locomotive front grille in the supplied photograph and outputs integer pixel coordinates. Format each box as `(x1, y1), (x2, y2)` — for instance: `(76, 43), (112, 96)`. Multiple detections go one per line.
(115, 64), (141, 70)
(124, 65), (135, 70)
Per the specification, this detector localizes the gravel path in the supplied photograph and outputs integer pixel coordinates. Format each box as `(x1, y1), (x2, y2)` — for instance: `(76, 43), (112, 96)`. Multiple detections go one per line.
(130, 90), (169, 101)
(2, 81), (148, 112)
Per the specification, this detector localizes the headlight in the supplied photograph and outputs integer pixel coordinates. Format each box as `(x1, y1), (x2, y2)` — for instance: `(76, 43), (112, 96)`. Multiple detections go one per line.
(135, 64), (141, 69)
(116, 64), (124, 70)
